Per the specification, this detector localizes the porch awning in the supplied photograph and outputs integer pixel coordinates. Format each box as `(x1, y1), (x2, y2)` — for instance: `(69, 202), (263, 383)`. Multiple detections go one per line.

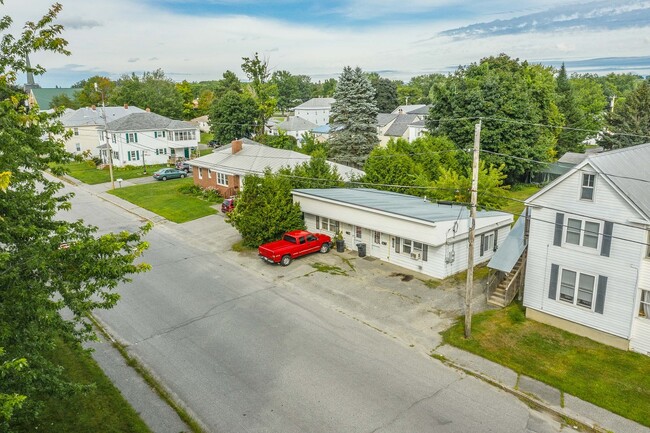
(488, 214), (526, 273)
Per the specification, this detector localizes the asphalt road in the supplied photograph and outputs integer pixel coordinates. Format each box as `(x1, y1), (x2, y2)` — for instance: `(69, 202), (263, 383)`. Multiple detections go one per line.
(61, 181), (560, 433)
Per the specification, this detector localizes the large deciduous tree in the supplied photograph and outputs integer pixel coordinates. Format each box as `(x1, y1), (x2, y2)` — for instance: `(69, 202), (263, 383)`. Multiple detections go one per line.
(241, 53), (277, 134)
(209, 90), (259, 145)
(109, 69), (183, 118)
(271, 70), (312, 114)
(599, 81), (650, 150)
(427, 54), (562, 182)
(329, 66), (378, 169)
(71, 75), (115, 108)
(0, 4), (149, 427)
(367, 73), (398, 112)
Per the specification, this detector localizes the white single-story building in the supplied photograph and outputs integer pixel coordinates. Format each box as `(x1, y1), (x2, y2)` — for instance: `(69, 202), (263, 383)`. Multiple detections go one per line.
(292, 188), (513, 279)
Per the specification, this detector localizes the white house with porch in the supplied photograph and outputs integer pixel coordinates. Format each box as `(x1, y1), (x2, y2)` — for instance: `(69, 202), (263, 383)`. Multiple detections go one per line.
(292, 188), (513, 279)
(98, 111), (199, 167)
(523, 143), (650, 355)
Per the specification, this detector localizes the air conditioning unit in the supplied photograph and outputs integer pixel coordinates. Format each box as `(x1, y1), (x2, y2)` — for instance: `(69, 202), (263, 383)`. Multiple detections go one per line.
(410, 252), (421, 260)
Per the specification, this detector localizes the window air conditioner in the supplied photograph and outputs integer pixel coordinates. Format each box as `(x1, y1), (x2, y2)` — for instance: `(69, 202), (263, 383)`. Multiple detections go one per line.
(410, 252), (421, 260)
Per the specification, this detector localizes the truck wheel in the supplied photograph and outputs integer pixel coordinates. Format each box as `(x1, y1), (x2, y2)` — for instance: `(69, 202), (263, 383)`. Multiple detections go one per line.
(320, 243), (330, 253)
(280, 255), (291, 266)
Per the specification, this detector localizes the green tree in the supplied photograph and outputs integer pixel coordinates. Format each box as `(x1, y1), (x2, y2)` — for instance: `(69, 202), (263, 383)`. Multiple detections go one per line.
(599, 81), (650, 150)
(241, 52), (277, 134)
(431, 162), (510, 209)
(196, 89), (214, 116)
(71, 75), (115, 107)
(373, 77), (399, 112)
(49, 92), (78, 109)
(555, 64), (589, 155)
(254, 132), (298, 150)
(312, 78), (337, 98)
(298, 132), (329, 156)
(109, 69), (183, 118)
(176, 79), (195, 119)
(209, 90), (259, 144)
(569, 74), (607, 133)
(427, 54), (562, 182)
(329, 66), (379, 168)
(363, 144), (430, 196)
(271, 70), (312, 114)
(213, 70), (242, 99)
(0, 4), (150, 428)
(228, 170), (305, 247)
(280, 149), (344, 189)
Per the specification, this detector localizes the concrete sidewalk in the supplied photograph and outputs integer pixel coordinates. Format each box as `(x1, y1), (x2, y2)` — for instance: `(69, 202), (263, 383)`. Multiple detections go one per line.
(67, 176), (650, 433)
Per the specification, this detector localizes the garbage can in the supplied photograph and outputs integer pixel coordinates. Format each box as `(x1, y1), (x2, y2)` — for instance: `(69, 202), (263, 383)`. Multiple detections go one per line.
(336, 239), (345, 252)
(357, 243), (366, 258)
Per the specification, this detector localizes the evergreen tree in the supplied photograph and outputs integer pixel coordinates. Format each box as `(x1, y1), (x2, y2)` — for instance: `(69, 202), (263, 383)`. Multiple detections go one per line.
(555, 64), (589, 156)
(373, 77), (399, 112)
(329, 66), (378, 169)
(599, 81), (650, 150)
(0, 5), (149, 427)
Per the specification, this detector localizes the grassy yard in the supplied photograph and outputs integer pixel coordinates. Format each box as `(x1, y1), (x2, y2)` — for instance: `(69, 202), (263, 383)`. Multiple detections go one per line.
(441, 303), (650, 427)
(200, 132), (213, 144)
(108, 178), (221, 223)
(14, 340), (150, 433)
(57, 161), (170, 185)
(502, 184), (542, 218)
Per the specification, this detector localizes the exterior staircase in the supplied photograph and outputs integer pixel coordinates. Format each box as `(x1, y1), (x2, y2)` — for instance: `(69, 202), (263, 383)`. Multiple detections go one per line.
(487, 252), (526, 307)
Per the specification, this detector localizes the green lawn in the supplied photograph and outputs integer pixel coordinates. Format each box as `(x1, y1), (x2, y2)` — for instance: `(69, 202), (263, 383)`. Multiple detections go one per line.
(14, 340), (151, 433)
(441, 303), (650, 427)
(108, 178), (220, 223)
(200, 132), (213, 144)
(502, 184), (542, 218)
(57, 161), (170, 185)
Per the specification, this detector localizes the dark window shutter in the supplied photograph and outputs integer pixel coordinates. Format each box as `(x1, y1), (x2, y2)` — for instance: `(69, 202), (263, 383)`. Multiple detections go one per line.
(601, 221), (613, 257)
(134, 133), (138, 143)
(315, 216), (320, 229)
(549, 264), (559, 300)
(595, 275), (608, 314)
(125, 134), (129, 143)
(480, 234), (485, 256)
(136, 150), (140, 161)
(493, 229), (499, 251)
(395, 237), (400, 253)
(554, 213), (564, 246)
(154, 131), (158, 138)
(127, 152), (131, 161)
(422, 245), (428, 262)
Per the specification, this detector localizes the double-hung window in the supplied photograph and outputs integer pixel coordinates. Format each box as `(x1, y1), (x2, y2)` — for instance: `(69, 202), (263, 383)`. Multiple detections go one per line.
(317, 217), (339, 232)
(217, 172), (228, 186)
(565, 218), (600, 249)
(640, 290), (650, 318)
(559, 268), (595, 309)
(581, 173), (595, 200)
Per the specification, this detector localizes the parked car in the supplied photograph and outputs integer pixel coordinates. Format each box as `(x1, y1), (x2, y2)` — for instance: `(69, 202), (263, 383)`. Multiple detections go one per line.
(152, 168), (187, 181)
(208, 139), (219, 148)
(175, 160), (192, 173)
(258, 230), (331, 266)
(221, 197), (236, 213)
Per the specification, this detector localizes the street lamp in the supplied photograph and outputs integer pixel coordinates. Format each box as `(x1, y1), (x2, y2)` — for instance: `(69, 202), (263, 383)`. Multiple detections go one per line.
(95, 82), (115, 189)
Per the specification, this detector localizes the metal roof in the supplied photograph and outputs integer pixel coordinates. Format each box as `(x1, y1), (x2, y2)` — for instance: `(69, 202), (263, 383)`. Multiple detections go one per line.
(188, 140), (363, 181)
(292, 188), (509, 224)
(588, 142), (650, 219)
(61, 106), (145, 127)
(30, 88), (78, 110)
(488, 214), (525, 272)
(104, 112), (196, 132)
(292, 98), (335, 110)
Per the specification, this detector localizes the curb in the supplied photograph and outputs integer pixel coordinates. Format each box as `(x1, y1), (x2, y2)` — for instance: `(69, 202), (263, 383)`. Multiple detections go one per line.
(432, 352), (609, 433)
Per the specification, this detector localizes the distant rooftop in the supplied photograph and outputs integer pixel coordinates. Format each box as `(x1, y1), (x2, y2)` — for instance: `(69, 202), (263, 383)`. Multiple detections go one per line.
(292, 98), (335, 110)
(61, 105), (145, 127)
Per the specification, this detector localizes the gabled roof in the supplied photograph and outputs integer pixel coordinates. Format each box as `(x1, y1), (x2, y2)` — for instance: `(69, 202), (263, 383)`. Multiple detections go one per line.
(188, 139), (363, 181)
(384, 113), (420, 137)
(528, 142), (650, 220)
(407, 105), (431, 115)
(61, 106), (145, 127)
(31, 88), (78, 110)
(376, 113), (398, 127)
(274, 116), (317, 132)
(293, 188), (510, 224)
(391, 104), (427, 114)
(292, 98), (335, 110)
(104, 112), (196, 132)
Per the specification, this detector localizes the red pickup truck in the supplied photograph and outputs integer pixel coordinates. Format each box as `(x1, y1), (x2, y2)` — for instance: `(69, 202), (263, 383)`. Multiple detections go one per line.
(258, 230), (332, 266)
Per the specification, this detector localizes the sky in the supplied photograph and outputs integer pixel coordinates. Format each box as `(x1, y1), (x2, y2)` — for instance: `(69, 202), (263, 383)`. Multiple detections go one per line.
(7, 0), (650, 88)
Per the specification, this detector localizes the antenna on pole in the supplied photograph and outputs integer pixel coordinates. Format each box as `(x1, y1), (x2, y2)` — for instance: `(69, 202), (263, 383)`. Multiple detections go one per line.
(464, 118), (481, 339)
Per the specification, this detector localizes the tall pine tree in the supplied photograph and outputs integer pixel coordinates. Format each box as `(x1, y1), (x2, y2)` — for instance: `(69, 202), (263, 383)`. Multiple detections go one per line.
(555, 63), (589, 156)
(329, 66), (378, 169)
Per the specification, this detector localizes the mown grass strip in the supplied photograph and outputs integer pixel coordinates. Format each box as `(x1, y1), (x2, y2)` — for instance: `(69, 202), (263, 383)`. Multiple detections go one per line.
(90, 315), (205, 433)
(441, 303), (650, 427)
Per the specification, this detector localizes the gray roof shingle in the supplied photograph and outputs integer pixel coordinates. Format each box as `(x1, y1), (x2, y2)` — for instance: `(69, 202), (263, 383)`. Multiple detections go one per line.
(105, 112), (196, 131)
(385, 113), (419, 137)
(61, 106), (145, 127)
(292, 98), (335, 110)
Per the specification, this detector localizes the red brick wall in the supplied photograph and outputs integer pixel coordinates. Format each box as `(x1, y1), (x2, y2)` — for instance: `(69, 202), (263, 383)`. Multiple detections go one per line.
(192, 168), (240, 198)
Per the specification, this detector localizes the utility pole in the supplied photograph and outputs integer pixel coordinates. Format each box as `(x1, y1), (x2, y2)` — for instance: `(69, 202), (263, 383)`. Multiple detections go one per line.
(464, 118), (481, 339)
(95, 82), (115, 189)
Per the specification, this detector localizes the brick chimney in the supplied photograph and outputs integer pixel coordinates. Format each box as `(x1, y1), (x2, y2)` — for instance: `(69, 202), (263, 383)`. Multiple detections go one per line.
(124, 103), (128, 109)
(146, 107), (150, 112)
(231, 139), (243, 154)
(90, 105), (96, 110)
